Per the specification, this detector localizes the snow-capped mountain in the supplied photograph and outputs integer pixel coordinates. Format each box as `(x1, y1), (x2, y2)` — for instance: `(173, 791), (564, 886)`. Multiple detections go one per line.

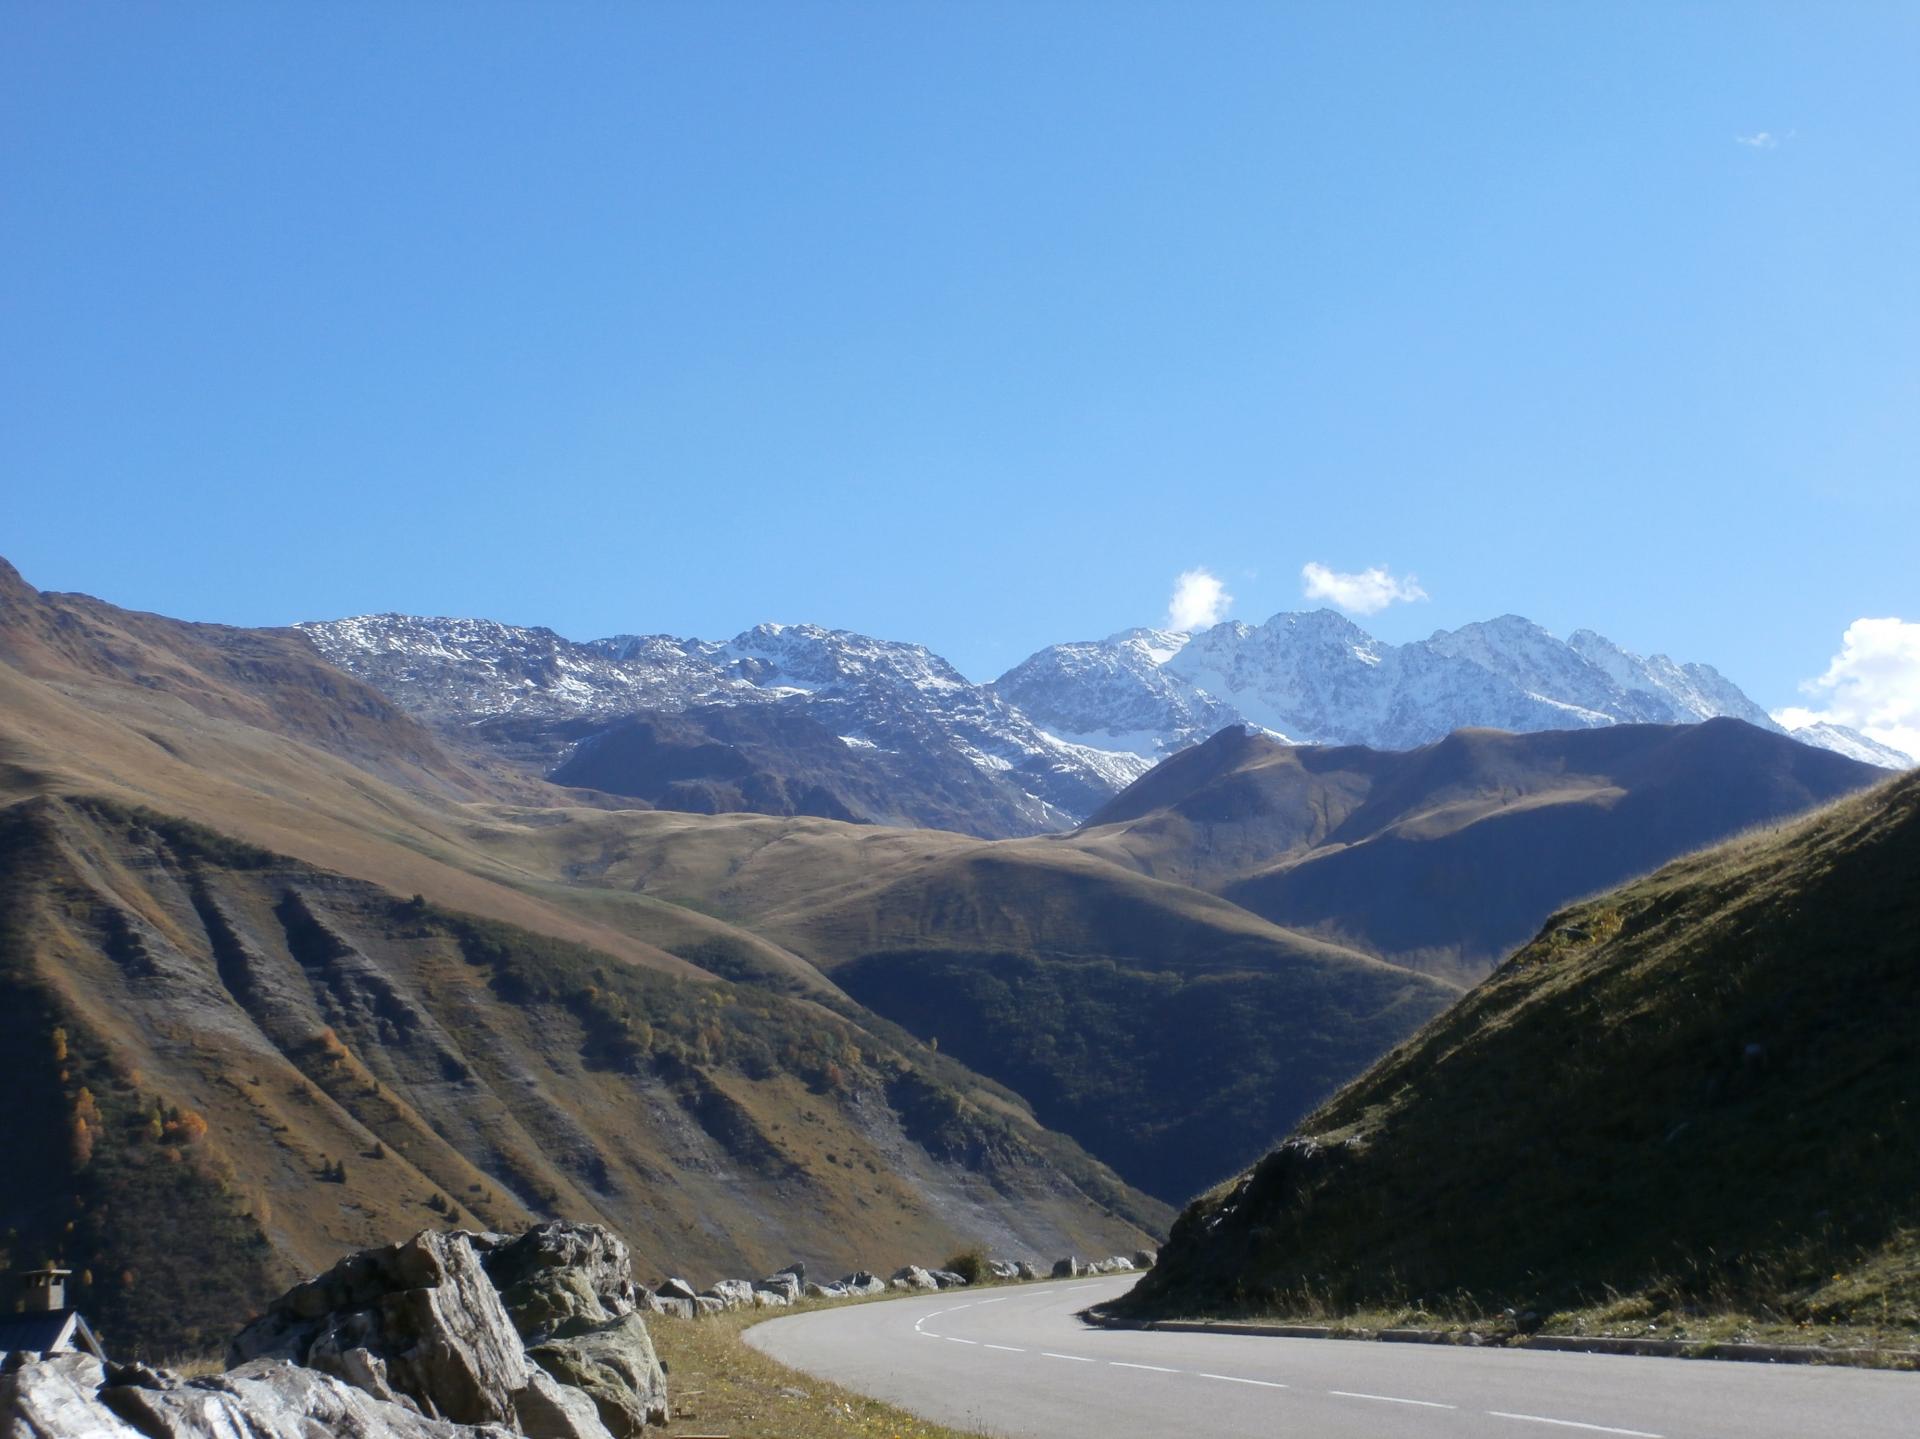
(298, 614), (740, 720)
(998, 610), (1911, 772)
(300, 605), (1907, 841)
(1776, 721), (1915, 770)
(300, 614), (1150, 834)
(990, 627), (1243, 758)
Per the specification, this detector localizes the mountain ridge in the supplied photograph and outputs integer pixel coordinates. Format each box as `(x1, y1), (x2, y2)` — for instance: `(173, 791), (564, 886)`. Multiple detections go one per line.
(296, 597), (1909, 842)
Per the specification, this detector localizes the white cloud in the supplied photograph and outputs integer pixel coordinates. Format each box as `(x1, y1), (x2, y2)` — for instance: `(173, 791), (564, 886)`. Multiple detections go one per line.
(1773, 617), (1920, 763)
(1735, 131), (1778, 149)
(1166, 568), (1232, 632)
(1300, 562), (1429, 616)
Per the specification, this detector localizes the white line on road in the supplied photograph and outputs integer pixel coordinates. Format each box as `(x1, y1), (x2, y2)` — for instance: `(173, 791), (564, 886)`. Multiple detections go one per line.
(946, 1337), (977, 1345)
(1042, 1352), (1097, 1362)
(1488, 1413), (1662, 1438)
(1330, 1390), (1456, 1409)
(1199, 1374), (1288, 1389)
(983, 1344), (1026, 1352)
(1110, 1361), (1181, 1373)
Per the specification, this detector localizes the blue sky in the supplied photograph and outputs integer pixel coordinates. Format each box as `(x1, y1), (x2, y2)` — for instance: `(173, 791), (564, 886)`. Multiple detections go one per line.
(4, 3), (1917, 727)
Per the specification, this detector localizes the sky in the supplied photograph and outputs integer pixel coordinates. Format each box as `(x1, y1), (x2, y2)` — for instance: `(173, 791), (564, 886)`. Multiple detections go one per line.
(3, 4), (1917, 748)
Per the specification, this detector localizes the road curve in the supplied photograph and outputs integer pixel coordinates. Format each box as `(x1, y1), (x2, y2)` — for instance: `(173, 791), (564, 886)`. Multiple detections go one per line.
(745, 1276), (1920, 1439)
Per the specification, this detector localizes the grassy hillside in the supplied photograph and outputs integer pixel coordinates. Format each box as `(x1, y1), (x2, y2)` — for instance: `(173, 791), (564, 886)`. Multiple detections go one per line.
(750, 847), (1461, 1201)
(0, 794), (1163, 1356)
(1123, 769), (1920, 1335)
(1074, 721), (1884, 981)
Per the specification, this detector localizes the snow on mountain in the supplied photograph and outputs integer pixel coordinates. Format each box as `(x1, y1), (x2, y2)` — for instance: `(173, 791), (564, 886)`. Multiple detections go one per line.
(1426, 615), (1670, 724)
(300, 614), (1149, 830)
(298, 614), (733, 720)
(1774, 720), (1915, 770)
(998, 610), (1907, 776)
(1564, 629), (1780, 729)
(301, 604), (1907, 841)
(1151, 610), (1607, 750)
(991, 627), (1243, 758)
(698, 621), (1152, 816)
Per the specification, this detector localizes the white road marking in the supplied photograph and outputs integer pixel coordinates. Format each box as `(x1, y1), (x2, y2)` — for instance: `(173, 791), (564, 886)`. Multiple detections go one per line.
(1330, 1390), (1456, 1409)
(1110, 1361), (1180, 1373)
(947, 1337), (977, 1345)
(1042, 1352), (1097, 1362)
(984, 1344), (1026, 1352)
(916, 1330), (941, 1339)
(1488, 1414), (1662, 1438)
(1199, 1374), (1288, 1389)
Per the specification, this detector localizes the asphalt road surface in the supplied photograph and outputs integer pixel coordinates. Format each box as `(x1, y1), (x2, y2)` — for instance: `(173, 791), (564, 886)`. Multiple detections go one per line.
(746, 1276), (1920, 1439)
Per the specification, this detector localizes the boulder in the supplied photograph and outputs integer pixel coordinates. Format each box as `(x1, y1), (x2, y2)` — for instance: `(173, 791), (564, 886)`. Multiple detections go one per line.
(0, 1351), (521, 1439)
(749, 1289), (790, 1308)
(1132, 1250), (1157, 1270)
(779, 1260), (808, 1285)
(650, 1296), (695, 1320)
(1100, 1256), (1135, 1272)
(706, 1279), (757, 1310)
(229, 1229), (538, 1428)
(692, 1296), (725, 1317)
(226, 1225), (665, 1435)
(515, 1368), (617, 1439)
(1051, 1257), (1082, 1279)
(483, 1224), (640, 1340)
(802, 1282), (847, 1301)
(838, 1272), (887, 1296)
(986, 1260), (1020, 1280)
(889, 1265), (938, 1291)
(653, 1278), (699, 1304)
(0, 1354), (145, 1439)
(752, 1272), (801, 1302)
(528, 1312), (670, 1437)
(1014, 1261), (1039, 1281)
(928, 1269), (969, 1289)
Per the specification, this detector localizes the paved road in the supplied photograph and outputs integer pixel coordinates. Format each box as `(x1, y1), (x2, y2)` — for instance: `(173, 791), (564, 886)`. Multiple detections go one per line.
(746, 1276), (1920, 1439)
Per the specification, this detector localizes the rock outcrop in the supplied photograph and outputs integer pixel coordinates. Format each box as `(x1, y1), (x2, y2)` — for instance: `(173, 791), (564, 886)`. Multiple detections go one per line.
(483, 1224), (670, 1436)
(228, 1229), (544, 1429)
(525, 1315), (667, 1439)
(225, 1224), (664, 1436)
(0, 1351), (520, 1439)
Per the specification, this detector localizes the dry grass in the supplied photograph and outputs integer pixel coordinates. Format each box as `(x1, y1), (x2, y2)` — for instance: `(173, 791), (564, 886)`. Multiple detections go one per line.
(650, 1294), (994, 1439)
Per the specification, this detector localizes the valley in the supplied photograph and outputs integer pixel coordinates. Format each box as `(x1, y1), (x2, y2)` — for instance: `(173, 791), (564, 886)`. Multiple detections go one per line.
(0, 553), (1907, 1371)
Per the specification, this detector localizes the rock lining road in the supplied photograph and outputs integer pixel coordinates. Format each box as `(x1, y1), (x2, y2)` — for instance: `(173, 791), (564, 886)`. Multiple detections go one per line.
(745, 1276), (1920, 1438)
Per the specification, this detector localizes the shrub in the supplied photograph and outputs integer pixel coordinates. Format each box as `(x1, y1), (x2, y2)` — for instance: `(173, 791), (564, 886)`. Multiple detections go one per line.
(943, 1248), (987, 1285)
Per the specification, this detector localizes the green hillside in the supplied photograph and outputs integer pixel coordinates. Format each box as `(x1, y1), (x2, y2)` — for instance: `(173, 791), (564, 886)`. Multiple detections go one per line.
(1125, 769), (1920, 1337)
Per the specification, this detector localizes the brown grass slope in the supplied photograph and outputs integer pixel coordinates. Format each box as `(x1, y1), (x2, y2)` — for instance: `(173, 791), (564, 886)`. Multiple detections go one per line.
(0, 558), (478, 797)
(377, 797), (1462, 1204)
(1123, 768), (1920, 1331)
(1074, 721), (1885, 981)
(737, 844), (1462, 1202)
(0, 793), (1163, 1357)
(0, 569), (850, 995)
